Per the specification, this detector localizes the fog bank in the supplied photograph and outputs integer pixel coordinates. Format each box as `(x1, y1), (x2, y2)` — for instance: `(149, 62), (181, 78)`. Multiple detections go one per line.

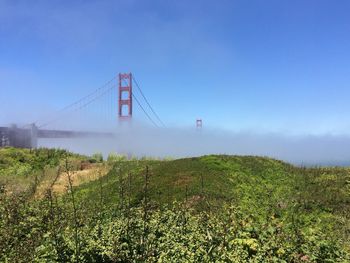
(38, 124), (350, 166)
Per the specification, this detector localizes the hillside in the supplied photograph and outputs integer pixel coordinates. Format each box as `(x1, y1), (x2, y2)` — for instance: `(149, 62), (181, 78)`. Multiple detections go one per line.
(76, 155), (291, 209)
(1, 148), (350, 262)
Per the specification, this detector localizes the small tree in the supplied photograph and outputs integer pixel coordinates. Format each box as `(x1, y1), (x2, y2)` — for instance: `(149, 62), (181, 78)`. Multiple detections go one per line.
(107, 152), (127, 163)
(91, 153), (103, 163)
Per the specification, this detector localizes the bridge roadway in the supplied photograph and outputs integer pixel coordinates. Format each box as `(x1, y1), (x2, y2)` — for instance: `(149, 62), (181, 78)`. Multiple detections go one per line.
(0, 124), (114, 148)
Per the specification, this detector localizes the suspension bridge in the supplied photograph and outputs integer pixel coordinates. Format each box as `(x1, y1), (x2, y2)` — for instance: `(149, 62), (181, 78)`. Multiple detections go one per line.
(0, 73), (168, 149)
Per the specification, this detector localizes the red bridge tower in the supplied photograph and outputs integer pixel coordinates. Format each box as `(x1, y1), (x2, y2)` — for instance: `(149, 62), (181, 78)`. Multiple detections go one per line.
(196, 119), (202, 129)
(118, 73), (133, 119)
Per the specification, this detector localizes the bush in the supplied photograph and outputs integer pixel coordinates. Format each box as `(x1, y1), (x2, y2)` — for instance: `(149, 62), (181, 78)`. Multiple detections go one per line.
(91, 153), (103, 163)
(107, 152), (127, 163)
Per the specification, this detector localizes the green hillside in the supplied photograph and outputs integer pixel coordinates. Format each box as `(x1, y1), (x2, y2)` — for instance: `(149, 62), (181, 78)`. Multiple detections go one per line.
(76, 155), (291, 210)
(1, 148), (350, 262)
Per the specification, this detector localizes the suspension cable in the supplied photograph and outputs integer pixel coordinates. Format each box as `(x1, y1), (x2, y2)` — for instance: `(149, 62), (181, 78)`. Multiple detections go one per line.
(132, 76), (166, 127)
(38, 84), (117, 128)
(131, 93), (159, 127)
(121, 78), (159, 127)
(34, 76), (117, 127)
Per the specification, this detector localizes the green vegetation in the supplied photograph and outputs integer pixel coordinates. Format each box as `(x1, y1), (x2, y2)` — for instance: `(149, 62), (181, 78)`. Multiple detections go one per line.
(0, 147), (87, 195)
(0, 148), (350, 262)
(91, 153), (104, 163)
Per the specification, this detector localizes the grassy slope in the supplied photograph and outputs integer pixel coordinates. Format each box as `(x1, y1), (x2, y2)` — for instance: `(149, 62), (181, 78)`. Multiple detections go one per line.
(2, 148), (350, 261)
(76, 155), (300, 209)
(71, 155), (350, 260)
(2, 147), (349, 226)
(75, 155), (350, 241)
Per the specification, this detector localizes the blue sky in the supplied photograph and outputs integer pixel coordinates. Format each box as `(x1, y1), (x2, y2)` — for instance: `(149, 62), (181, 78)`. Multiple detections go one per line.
(1, 0), (350, 135)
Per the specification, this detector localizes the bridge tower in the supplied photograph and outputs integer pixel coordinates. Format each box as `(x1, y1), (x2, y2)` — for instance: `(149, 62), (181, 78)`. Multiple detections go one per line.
(196, 119), (202, 129)
(118, 73), (133, 119)
(30, 123), (38, 148)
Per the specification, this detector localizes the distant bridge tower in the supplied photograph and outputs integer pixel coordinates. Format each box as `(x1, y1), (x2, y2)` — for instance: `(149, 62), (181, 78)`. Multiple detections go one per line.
(196, 119), (202, 129)
(118, 73), (133, 119)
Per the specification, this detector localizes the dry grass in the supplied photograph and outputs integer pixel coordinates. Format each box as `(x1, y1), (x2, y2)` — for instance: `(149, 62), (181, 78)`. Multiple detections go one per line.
(52, 164), (109, 195)
(34, 164), (110, 198)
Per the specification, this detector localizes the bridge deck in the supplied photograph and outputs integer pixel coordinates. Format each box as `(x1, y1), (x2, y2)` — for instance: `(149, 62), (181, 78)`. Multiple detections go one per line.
(0, 126), (114, 148)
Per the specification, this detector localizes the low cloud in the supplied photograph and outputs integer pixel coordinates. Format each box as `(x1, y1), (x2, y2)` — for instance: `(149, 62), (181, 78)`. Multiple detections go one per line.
(38, 123), (350, 166)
